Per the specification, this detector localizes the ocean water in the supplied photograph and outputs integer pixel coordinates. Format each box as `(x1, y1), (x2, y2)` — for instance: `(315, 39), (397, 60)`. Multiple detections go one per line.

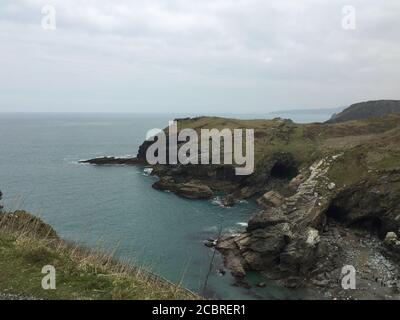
(0, 112), (330, 299)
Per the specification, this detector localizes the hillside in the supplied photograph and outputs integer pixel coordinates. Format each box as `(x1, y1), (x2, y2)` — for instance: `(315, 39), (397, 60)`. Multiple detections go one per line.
(0, 208), (198, 300)
(327, 100), (400, 123)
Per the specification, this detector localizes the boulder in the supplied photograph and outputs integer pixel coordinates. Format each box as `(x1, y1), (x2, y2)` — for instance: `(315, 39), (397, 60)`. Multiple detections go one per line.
(175, 182), (213, 199)
(221, 194), (235, 207)
(385, 232), (398, 244)
(384, 232), (400, 260)
(257, 191), (284, 209)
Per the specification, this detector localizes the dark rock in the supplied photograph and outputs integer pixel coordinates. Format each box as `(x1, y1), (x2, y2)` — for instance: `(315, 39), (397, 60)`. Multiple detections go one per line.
(80, 157), (141, 165)
(153, 177), (213, 199)
(152, 176), (176, 191)
(247, 210), (288, 231)
(204, 239), (217, 248)
(221, 194), (235, 207)
(282, 277), (303, 289)
(218, 269), (226, 276)
(232, 279), (251, 289)
(326, 171), (400, 238)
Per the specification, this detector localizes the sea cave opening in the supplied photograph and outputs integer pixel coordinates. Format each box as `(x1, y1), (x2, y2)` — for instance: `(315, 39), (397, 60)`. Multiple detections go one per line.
(349, 217), (384, 239)
(325, 204), (348, 222)
(270, 161), (299, 180)
(326, 203), (384, 238)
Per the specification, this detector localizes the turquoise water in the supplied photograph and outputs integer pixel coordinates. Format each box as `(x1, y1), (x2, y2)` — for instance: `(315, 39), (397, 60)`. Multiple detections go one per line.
(0, 113), (327, 299)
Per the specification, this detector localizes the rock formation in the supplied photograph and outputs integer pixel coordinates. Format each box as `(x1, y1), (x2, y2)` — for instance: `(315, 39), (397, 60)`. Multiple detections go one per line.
(81, 102), (400, 298)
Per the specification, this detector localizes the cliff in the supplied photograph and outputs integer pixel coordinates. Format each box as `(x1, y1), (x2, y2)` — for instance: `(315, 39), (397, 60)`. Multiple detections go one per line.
(134, 113), (400, 298)
(0, 200), (198, 300)
(80, 103), (400, 298)
(327, 100), (400, 123)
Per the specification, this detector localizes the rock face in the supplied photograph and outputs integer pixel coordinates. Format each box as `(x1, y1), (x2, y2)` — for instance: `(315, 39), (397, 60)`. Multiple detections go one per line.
(326, 171), (400, 238)
(217, 159), (400, 294)
(257, 191), (284, 208)
(327, 100), (400, 123)
(217, 157), (340, 283)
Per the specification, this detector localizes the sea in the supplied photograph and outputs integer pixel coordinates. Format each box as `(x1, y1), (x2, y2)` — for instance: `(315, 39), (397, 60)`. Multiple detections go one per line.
(0, 109), (335, 299)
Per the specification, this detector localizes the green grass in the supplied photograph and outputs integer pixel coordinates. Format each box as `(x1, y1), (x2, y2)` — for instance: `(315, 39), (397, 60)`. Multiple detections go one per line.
(0, 211), (199, 300)
(175, 114), (400, 187)
(327, 150), (369, 187)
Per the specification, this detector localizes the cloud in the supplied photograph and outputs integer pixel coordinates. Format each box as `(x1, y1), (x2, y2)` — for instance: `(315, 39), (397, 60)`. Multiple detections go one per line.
(0, 0), (399, 112)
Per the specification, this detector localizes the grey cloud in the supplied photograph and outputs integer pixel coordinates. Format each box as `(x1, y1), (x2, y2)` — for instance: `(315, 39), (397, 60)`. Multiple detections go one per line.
(0, 0), (399, 113)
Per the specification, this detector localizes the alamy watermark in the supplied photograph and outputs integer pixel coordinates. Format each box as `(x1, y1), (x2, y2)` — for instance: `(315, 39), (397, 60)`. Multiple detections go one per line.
(41, 265), (56, 290)
(41, 5), (56, 30)
(145, 121), (254, 175)
(342, 5), (356, 30)
(341, 265), (356, 290)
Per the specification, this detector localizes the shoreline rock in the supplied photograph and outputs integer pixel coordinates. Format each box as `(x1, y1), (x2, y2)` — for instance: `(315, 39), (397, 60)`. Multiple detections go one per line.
(153, 177), (213, 200)
(80, 156), (142, 165)
(216, 163), (400, 299)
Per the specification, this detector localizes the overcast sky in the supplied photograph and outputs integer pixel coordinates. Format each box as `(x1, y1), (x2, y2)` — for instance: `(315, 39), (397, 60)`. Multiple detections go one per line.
(0, 0), (399, 113)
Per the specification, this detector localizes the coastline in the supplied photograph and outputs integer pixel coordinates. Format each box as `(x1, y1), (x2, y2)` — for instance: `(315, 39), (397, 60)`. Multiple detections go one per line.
(79, 104), (400, 299)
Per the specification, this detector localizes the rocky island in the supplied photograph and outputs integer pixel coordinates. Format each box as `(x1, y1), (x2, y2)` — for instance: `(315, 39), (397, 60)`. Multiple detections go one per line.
(82, 100), (400, 299)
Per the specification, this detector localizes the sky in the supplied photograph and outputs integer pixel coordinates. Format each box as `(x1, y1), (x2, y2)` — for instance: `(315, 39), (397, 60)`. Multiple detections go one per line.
(0, 0), (399, 113)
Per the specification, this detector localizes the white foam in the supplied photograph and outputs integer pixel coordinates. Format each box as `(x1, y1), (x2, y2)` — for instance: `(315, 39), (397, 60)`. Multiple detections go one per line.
(236, 222), (248, 227)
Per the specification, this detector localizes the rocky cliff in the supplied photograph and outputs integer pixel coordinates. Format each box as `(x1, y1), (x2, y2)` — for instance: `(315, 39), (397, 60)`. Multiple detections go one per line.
(81, 105), (400, 298)
(137, 113), (400, 298)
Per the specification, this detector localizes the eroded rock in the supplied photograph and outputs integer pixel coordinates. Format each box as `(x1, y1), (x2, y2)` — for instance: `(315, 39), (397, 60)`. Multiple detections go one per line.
(256, 191), (284, 209)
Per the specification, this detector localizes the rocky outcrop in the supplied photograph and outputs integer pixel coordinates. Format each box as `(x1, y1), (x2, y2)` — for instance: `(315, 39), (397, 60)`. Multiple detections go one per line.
(80, 156), (141, 165)
(0, 190), (3, 212)
(153, 177), (213, 199)
(256, 191), (284, 208)
(175, 182), (213, 199)
(327, 100), (400, 123)
(217, 162), (400, 294)
(77, 109), (400, 297)
(217, 156), (340, 283)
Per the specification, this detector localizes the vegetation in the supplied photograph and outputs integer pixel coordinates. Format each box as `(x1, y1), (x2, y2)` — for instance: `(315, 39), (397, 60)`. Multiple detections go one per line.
(0, 210), (198, 300)
(176, 114), (400, 187)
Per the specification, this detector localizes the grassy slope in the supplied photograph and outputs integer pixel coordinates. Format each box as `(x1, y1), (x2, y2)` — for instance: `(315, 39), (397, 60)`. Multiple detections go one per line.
(0, 211), (198, 300)
(176, 114), (400, 187)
